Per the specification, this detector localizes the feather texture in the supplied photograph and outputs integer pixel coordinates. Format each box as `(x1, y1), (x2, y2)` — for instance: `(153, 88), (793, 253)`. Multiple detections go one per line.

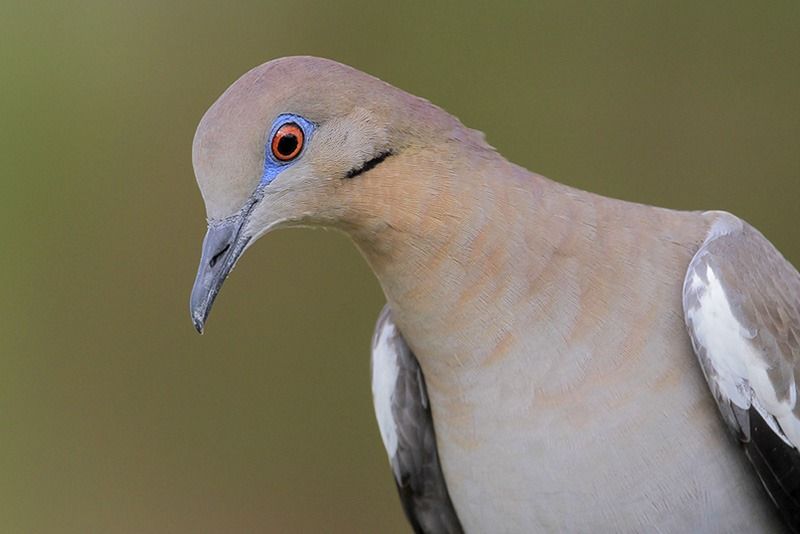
(371, 306), (463, 534)
(684, 211), (800, 532)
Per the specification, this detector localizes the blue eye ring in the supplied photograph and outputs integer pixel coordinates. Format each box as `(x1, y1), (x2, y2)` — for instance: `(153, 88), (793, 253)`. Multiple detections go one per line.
(261, 114), (315, 186)
(266, 114), (315, 165)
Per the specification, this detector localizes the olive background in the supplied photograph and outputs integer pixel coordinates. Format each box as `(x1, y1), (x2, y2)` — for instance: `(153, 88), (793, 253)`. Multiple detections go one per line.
(2, 2), (798, 532)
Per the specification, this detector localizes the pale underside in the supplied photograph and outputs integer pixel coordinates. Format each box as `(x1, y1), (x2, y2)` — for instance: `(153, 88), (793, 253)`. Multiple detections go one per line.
(371, 209), (797, 532)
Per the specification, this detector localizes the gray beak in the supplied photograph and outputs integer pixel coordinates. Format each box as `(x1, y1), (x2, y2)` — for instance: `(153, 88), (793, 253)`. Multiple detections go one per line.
(190, 216), (250, 333)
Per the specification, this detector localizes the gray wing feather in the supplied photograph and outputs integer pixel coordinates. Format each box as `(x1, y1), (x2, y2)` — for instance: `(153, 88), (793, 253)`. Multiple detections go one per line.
(371, 306), (463, 534)
(683, 212), (800, 531)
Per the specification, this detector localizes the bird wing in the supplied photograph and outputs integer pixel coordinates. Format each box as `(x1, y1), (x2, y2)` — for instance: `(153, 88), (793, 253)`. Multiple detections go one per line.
(371, 305), (463, 534)
(683, 211), (800, 530)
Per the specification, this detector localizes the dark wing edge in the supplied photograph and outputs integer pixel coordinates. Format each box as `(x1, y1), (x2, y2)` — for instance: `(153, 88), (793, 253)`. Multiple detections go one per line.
(682, 211), (800, 532)
(371, 305), (464, 534)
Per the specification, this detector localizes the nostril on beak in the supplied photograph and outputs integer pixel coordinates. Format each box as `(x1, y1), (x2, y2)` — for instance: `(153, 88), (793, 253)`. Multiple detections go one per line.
(209, 244), (230, 268)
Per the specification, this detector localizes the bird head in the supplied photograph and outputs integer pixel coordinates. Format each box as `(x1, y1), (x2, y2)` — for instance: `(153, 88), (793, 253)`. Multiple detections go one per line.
(189, 56), (488, 333)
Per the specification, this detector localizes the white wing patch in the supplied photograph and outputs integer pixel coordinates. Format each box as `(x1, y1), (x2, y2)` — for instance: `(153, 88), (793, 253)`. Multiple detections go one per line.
(686, 263), (799, 448)
(372, 320), (400, 459)
(683, 213), (800, 528)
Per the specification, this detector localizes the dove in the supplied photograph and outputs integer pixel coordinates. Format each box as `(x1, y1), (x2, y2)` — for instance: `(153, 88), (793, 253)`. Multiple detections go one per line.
(190, 56), (797, 532)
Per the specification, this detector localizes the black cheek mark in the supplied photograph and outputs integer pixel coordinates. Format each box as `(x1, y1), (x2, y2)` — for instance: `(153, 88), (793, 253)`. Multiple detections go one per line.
(345, 150), (393, 179)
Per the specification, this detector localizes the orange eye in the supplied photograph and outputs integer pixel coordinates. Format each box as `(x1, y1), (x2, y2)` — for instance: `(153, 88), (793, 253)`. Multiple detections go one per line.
(271, 122), (304, 161)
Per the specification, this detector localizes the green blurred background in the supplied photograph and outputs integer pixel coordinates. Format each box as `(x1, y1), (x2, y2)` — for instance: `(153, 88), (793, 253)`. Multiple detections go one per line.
(2, 1), (798, 532)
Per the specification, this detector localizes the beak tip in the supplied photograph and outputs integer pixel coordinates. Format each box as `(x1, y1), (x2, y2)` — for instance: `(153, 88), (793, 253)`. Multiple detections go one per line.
(191, 217), (248, 337)
(192, 312), (206, 335)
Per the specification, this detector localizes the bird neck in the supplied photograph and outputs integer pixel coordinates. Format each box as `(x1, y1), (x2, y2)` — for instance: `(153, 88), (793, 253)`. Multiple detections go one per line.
(345, 147), (708, 396)
(342, 147), (564, 355)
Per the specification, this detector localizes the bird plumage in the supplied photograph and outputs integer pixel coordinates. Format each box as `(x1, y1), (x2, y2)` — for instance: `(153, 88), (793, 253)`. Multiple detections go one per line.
(684, 212), (800, 531)
(372, 306), (463, 534)
(190, 56), (797, 532)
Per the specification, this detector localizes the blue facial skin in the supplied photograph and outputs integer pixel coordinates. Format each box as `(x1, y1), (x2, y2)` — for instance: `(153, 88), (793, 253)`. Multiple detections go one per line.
(228, 113), (315, 255)
(224, 113), (316, 225)
(260, 113), (316, 187)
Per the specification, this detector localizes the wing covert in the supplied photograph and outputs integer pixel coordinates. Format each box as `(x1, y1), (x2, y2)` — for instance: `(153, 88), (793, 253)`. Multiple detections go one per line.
(683, 212), (800, 531)
(371, 305), (463, 534)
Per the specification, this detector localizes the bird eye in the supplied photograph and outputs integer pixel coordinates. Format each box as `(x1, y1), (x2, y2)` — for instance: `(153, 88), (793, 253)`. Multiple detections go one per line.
(271, 122), (304, 162)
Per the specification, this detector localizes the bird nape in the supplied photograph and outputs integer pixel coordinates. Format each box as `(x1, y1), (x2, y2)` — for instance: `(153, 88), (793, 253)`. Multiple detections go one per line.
(189, 56), (800, 533)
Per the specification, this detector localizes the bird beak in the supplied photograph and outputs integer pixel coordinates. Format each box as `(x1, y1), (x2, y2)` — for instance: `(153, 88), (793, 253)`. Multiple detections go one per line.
(190, 215), (251, 334)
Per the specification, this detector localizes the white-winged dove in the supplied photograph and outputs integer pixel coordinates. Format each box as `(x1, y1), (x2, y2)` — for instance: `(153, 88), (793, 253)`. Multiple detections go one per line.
(190, 56), (799, 533)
